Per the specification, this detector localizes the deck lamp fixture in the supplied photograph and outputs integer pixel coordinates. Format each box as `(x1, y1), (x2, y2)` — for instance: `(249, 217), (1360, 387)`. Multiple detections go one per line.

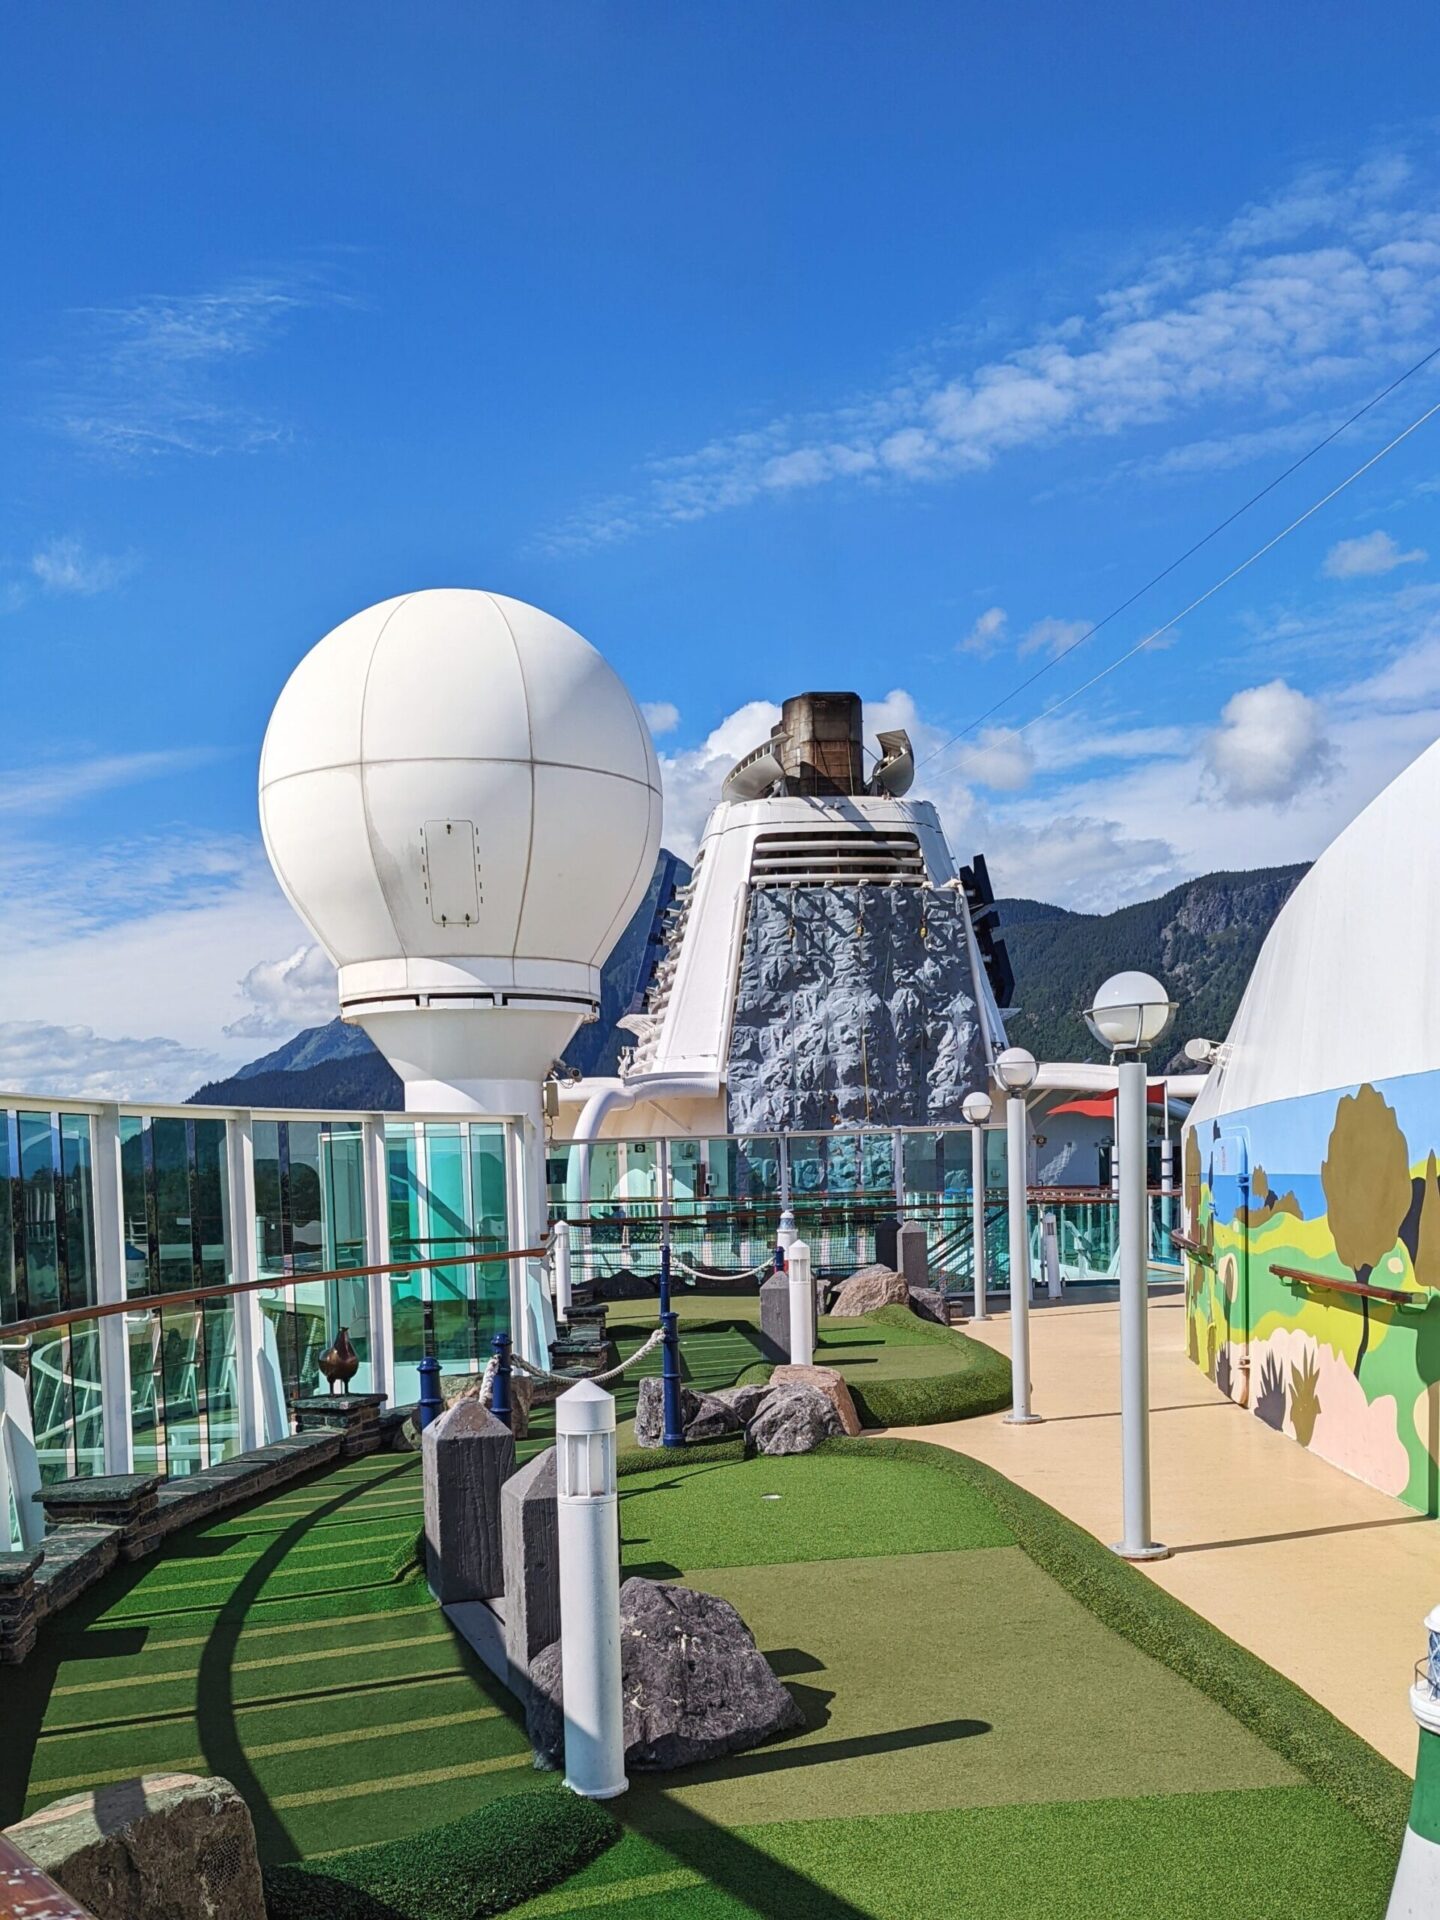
(993, 1046), (1038, 1093)
(961, 1090), (992, 1126)
(1083, 972), (1176, 1057)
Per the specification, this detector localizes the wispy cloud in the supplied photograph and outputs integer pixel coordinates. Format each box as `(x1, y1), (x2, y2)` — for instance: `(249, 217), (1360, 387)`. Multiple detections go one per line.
(0, 748), (219, 818)
(30, 534), (139, 594)
(640, 700), (681, 736)
(959, 606), (1008, 656)
(1322, 528), (1428, 578)
(0, 1019), (221, 1104)
(44, 270), (344, 460)
(225, 942), (337, 1040)
(542, 154), (1440, 551)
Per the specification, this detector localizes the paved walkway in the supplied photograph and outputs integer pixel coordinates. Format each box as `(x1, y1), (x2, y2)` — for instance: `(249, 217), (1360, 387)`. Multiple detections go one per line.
(892, 1293), (1436, 1769)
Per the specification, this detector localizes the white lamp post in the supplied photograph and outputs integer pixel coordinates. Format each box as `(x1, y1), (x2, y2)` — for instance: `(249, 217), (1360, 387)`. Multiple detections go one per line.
(555, 1378), (628, 1798)
(992, 1047), (1041, 1424)
(1084, 970), (1176, 1562)
(961, 1090), (992, 1321)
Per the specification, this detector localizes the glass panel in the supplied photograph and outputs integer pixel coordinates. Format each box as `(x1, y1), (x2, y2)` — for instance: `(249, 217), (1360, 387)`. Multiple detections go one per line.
(119, 1116), (151, 1297)
(0, 1111), (18, 1325)
(323, 1123), (371, 1390)
(159, 1304), (204, 1475)
(386, 1123), (425, 1399)
(60, 1114), (97, 1310)
(128, 1310), (164, 1475)
(68, 1323), (103, 1476)
(253, 1119), (286, 1277)
(18, 1112), (59, 1316)
(151, 1117), (194, 1293)
(29, 1326), (73, 1482)
(287, 1122), (324, 1274)
(203, 1299), (240, 1461)
(192, 1119), (229, 1284)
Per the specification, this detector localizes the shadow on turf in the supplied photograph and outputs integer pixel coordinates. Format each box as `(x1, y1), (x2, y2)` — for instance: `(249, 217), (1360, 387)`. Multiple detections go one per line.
(628, 1796), (882, 1920)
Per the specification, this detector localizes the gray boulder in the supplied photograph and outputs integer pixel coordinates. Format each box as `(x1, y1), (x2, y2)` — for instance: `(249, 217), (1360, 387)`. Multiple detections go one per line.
(709, 1382), (773, 1424)
(3, 1773), (266, 1920)
(633, 1378), (744, 1447)
(830, 1264), (910, 1315)
(745, 1383), (842, 1456)
(909, 1286), (951, 1326)
(528, 1576), (803, 1771)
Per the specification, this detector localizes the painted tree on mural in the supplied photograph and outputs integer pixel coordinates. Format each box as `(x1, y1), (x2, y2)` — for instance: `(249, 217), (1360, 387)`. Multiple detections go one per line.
(1321, 1084), (1413, 1372)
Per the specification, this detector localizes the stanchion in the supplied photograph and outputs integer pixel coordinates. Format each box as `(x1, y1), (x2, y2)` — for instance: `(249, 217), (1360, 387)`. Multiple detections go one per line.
(661, 1309), (684, 1448)
(553, 1218), (572, 1322)
(491, 1331), (512, 1429)
(787, 1237), (814, 1366)
(416, 1354), (442, 1432)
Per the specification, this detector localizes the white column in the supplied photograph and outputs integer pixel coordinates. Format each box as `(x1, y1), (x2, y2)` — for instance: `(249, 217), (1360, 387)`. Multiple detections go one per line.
(1114, 1056), (1166, 1558)
(92, 1107), (133, 1474)
(556, 1379), (628, 1799)
(971, 1125), (989, 1321)
(1005, 1094), (1040, 1424)
(361, 1115), (394, 1402)
(552, 1218), (572, 1321)
(225, 1113), (267, 1451)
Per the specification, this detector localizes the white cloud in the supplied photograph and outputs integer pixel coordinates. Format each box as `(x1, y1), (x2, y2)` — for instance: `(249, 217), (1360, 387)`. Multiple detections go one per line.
(0, 749), (217, 816)
(982, 814), (1182, 910)
(1019, 615), (1091, 660)
(543, 155), (1440, 549)
(1203, 680), (1338, 806)
(953, 726), (1035, 792)
(225, 943), (337, 1040)
(31, 535), (139, 594)
(1323, 529), (1427, 578)
(0, 1020), (221, 1103)
(46, 271), (345, 460)
(640, 700), (680, 736)
(959, 606), (1007, 656)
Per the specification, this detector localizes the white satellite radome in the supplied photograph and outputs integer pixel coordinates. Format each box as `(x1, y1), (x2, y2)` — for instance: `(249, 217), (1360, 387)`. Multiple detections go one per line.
(259, 588), (663, 1107)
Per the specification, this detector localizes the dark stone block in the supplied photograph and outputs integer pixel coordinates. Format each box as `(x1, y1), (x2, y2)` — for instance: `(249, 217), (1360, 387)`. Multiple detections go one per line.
(501, 1448), (559, 1687)
(896, 1221), (930, 1292)
(758, 1270), (790, 1361)
(422, 1397), (515, 1603)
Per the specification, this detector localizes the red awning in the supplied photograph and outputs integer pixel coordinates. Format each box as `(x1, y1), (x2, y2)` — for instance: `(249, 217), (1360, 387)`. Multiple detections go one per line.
(1046, 1085), (1165, 1119)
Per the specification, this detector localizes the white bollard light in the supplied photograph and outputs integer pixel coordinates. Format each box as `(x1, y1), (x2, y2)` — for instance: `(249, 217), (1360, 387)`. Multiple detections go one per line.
(787, 1237), (814, 1366)
(555, 1378), (627, 1799)
(776, 1207), (799, 1252)
(1042, 1210), (1062, 1300)
(552, 1219), (572, 1322)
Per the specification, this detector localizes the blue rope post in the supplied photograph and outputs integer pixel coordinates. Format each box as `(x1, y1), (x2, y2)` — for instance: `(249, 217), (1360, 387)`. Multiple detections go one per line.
(659, 1237), (672, 1318)
(491, 1331), (513, 1430)
(661, 1309), (685, 1449)
(773, 1241), (786, 1274)
(416, 1355), (443, 1432)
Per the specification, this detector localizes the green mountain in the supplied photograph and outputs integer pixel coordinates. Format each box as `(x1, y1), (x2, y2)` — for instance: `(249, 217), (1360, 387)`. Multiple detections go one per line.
(994, 862), (1308, 1070)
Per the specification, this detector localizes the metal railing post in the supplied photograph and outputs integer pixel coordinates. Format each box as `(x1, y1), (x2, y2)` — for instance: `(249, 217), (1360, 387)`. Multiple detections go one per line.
(660, 1310), (684, 1448)
(492, 1331), (513, 1429)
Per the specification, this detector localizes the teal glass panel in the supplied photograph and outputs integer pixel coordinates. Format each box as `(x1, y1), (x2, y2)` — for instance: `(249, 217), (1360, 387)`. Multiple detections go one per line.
(425, 1124), (471, 1365)
(464, 1122), (509, 1352)
(68, 1323), (103, 1476)
(29, 1326), (73, 1482)
(323, 1123), (371, 1389)
(151, 1117), (193, 1292)
(386, 1124), (425, 1396)
(60, 1114), (97, 1310)
(18, 1112), (59, 1316)
(0, 1111), (18, 1325)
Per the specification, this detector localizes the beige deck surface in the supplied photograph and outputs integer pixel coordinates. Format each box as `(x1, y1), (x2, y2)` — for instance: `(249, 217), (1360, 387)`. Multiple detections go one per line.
(890, 1293), (1436, 1769)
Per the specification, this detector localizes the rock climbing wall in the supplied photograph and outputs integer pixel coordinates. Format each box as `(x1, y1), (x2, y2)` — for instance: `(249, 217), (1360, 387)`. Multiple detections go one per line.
(726, 886), (987, 1131)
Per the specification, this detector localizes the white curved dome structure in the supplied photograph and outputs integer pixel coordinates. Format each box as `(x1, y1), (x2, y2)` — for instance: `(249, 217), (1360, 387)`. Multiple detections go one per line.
(260, 589), (662, 1099)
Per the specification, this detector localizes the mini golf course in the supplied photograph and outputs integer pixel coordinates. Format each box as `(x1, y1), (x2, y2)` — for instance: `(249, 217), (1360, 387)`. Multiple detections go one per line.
(1, 1305), (1410, 1919)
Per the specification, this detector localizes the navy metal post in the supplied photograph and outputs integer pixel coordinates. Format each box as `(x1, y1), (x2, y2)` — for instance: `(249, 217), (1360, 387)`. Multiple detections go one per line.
(659, 1237), (672, 1317)
(661, 1310), (684, 1448)
(416, 1355), (443, 1432)
(492, 1331), (513, 1429)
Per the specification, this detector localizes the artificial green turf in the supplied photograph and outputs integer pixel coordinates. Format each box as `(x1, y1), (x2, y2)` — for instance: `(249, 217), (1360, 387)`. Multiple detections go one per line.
(620, 1548), (1294, 1830)
(6, 1453), (544, 1862)
(618, 1451), (1012, 1574)
(835, 1438), (1412, 1850)
(508, 1787), (1393, 1920)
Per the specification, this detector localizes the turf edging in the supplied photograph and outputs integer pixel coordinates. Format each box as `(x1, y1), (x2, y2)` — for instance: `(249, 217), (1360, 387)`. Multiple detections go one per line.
(818, 1435), (1410, 1848)
(836, 1307), (1013, 1427)
(263, 1787), (618, 1920)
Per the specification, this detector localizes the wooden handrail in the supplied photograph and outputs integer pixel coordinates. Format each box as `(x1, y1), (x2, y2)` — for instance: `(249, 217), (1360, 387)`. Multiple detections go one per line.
(0, 1833), (100, 1918)
(0, 1245), (546, 1340)
(1271, 1263), (1427, 1307)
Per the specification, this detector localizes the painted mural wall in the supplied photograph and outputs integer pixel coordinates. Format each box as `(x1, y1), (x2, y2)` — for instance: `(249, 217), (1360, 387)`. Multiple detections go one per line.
(1184, 1070), (1440, 1513)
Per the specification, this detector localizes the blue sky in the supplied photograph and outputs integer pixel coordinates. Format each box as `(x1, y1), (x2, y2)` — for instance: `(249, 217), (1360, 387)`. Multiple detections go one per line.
(4, 2), (1440, 1095)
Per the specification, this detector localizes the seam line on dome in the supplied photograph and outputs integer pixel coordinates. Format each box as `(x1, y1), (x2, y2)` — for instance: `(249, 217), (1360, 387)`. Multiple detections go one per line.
(357, 593), (417, 962)
(489, 595), (537, 971)
(259, 758), (659, 792)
